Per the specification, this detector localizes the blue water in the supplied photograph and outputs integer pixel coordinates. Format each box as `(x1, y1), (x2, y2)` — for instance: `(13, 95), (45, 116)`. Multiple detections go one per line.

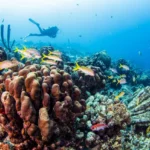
(0, 0), (150, 69)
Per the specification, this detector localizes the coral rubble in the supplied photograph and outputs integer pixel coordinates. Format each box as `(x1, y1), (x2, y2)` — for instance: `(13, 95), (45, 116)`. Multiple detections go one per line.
(76, 93), (130, 149)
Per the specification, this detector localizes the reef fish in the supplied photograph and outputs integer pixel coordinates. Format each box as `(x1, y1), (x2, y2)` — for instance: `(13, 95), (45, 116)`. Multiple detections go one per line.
(146, 126), (150, 135)
(117, 78), (127, 85)
(120, 74), (126, 78)
(73, 62), (95, 76)
(138, 51), (142, 56)
(132, 76), (136, 82)
(42, 54), (62, 62)
(115, 91), (125, 100)
(91, 123), (108, 131)
(0, 60), (18, 70)
(119, 64), (130, 71)
(108, 76), (113, 79)
(14, 48), (33, 60)
(41, 59), (57, 65)
(23, 47), (41, 59)
(48, 50), (62, 56)
(109, 68), (118, 74)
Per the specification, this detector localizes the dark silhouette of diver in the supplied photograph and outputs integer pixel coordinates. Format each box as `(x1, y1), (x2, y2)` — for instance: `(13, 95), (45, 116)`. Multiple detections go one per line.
(27, 18), (59, 38)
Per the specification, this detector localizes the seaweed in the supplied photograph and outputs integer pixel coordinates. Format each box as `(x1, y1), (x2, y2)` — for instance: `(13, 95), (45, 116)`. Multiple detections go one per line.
(0, 24), (15, 52)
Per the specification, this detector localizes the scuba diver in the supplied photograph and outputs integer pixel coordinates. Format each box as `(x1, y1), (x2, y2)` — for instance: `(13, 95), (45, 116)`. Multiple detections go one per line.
(27, 18), (59, 38)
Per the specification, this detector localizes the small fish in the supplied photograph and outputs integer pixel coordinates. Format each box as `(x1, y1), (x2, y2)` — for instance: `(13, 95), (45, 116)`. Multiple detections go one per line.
(115, 92), (125, 100)
(109, 68), (118, 74)
(48, 50), (62, 56)
(0, 60), (18, 70)
(2, 19), (4, 23)
(112, 79), (117, 83)
(117, 78), (127, 85)
(120, 74), (126, 78)
(73, 62), (95, 76)
(119, 64), (130, 71)
(23, 46), (41, 59)
(132, 76), (136, 82)
(146, 126), (150, 135)
(138, 51), (142, 56)
(41, 59), (57, 65)
(91, 123), (108, 131)
(108, 76), (113, 79)
(100, 50), (107, 55)
(42, 54), (62, 62)
(14, 47), (33, 60)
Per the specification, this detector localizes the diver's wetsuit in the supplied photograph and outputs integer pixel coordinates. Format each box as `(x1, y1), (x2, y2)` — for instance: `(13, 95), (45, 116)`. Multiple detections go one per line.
(28, 18), (59, 38)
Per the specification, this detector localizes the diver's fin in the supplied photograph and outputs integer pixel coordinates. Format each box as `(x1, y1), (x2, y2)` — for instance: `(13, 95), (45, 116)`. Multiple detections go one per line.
(29, 18), (39, 26)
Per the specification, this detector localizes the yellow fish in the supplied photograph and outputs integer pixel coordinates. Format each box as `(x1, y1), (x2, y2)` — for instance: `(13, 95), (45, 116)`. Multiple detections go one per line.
(23, 46), (41, 59)
(14, 47), (33, 60)
(73, 62), (95, 76)
(42, 54), (62, 62)
(48, 50), (62, 56)
(108, 76), (113, 79)
(133, 76), (136, 82)
(115, 92), (125, 100)
(41, 59), (57, 65)
(117, 78), (127, 85)
(120, 74), (126, 78)
(119, 64), (130, 71)
(146, 126), (150, 135)
(112, 79), (117, 83)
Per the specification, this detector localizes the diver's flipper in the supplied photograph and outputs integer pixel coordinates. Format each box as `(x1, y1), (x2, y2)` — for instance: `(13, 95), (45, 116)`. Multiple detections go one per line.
(29, 18), (39, 26)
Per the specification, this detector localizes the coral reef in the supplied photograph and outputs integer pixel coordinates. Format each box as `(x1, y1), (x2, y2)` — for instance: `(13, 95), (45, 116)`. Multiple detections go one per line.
(0, 47), (7, 61)
(127, 86), (150, 126)
(0, 24), (15, 53)
(71, 66), (106, 98)
(137, 71), (150, 86)
(64, 52), (109, 98)
(77, 51), (111, 70)
(0, 64), (85, 149)
(76, 93), (130, 149)
(121, 130), (150, 150)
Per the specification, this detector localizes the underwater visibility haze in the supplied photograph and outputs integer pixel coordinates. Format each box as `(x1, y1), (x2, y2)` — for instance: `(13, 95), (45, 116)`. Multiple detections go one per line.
(0, 0), (150, 150)
(0, 0), (150, 68)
